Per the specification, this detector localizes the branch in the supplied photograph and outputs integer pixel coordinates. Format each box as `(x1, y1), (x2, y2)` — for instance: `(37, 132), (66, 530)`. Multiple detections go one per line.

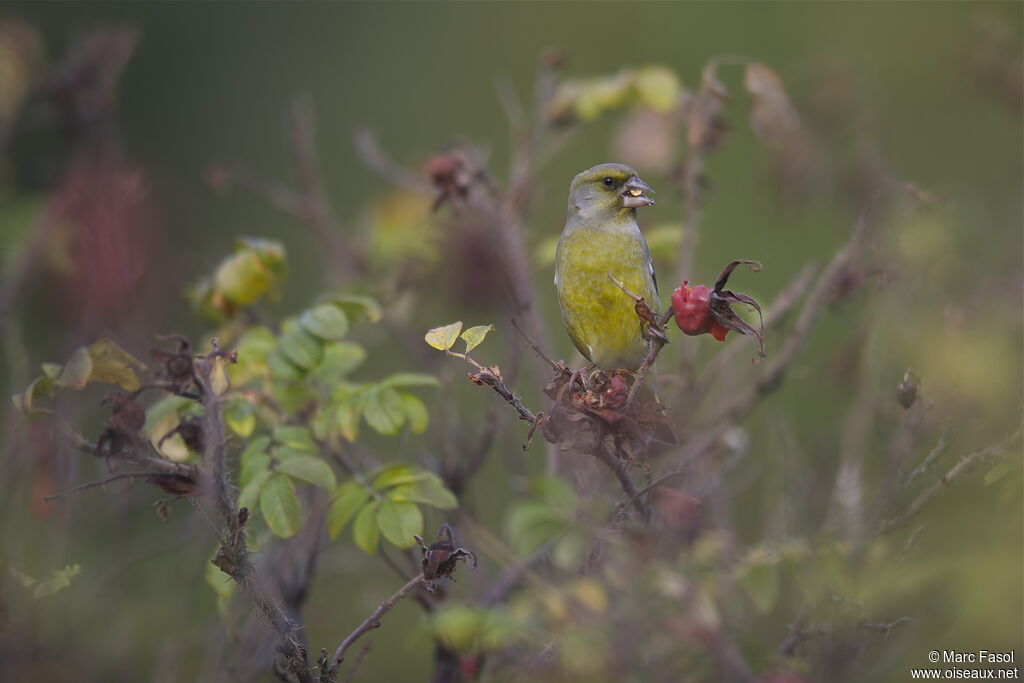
(689, 262), (817, 406)
(879, 426), (1022, 535)
(325, 573), (426, 681)
(43, 472), (168, 501)
(459, 354), (537, 424)
(902, 422), (950, 490)
(593, 443), (649, 519)
(194, 343), (313, 682)
(353, 127), (433, 194)
(511, 318), (567, 375)
(287, 96), (360, 281)
(703, 205), (872, 427)
(605, 275), (674, 405)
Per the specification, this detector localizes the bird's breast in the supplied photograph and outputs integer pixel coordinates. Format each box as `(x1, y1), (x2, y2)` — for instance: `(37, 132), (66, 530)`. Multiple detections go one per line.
(555, 227), (658, 369)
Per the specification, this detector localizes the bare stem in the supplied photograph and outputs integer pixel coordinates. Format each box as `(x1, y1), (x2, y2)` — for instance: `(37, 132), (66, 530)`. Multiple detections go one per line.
(880, 427), (1022, 534)
(326, 573), (426, 681)
(43, 472), (166, 501)
(703, 207), (872, 428)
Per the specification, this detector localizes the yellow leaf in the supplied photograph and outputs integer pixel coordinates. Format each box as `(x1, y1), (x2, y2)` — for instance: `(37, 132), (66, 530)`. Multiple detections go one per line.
(210, 356), (230, 396)
(460, 324), (494, 353)
(425, 321), (462, 351)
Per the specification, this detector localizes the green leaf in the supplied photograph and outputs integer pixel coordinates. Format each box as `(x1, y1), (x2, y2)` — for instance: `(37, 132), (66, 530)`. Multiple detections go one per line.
(399, 392), (429, 434)
(324, 293), (382, 324)
(376, 499), (423, 548)
(267, 349), (305, 381)
(238, 468), (272, 512)
(985, 461), (1017, 486)
(430, 606), (486, 653)
(240, 435), (271, 463)
(277, 455), (337, 490)
(552, 531), (588, 570)
(460, 324), (494, 353)
(272, 425), (317, 451)
(229, 326), (277, 385)
(530, 474), (578, 509)
(336, 403), (361, 442)
(362, 387), (407, 435)
(225, 398), (256, 437)
(506, 502), (567, 555)
(259, 474), (302, 538)
(19, 374), (55, 413)
(40, 362), (62, 380)
(317, 342), (367, 382)
(240, 436), (272, 490)
(270, 380), (316, 413)
(327, 481), (373, 539)
(379, 372), (441, 389)
(353, 500), (381, 554)
(278, 324), (325, 370)
(300, 304), (349, 341)
(739, 560), (779, 614)
(211, 238), (287, 311)
(143, 396), (195, 435)
(274, 446), (311, 461)
(388, 475), (458, 510)
(373, 464), (429, 489)
(29, 564), (82, 599)
(425, 321), (462, 351)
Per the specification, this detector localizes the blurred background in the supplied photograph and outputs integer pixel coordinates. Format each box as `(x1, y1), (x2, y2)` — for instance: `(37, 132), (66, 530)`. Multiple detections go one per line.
(0, 2), (1021, 682)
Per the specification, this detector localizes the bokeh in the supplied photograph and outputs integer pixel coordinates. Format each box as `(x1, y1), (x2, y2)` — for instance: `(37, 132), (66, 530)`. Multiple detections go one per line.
(1, 3), (1021, 682)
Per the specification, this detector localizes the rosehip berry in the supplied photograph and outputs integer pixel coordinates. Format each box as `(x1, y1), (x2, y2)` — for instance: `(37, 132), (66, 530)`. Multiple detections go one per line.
(671, 281), (730, 342)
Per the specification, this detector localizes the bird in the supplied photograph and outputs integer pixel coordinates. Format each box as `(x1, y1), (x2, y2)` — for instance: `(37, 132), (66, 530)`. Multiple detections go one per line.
(554, 163), (659, 371)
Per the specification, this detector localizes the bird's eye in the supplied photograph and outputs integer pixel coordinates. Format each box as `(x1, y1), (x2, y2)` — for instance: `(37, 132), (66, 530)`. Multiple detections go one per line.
(602, 177), (615, 187)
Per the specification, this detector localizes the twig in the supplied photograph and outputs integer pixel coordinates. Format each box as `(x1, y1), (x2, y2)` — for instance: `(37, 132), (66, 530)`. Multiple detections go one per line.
(481, 542), (553, 606)
(325, 573), (426, 680)
(287, 96), (359, 281)
(593, 443), (649, 519)
(605, 274), (674, 405)
(628, 309), (674, 406)
(339, 643), (373, 683)
(43, 472), (165, 501)
(879, 426), (1022, 534)
(353, 127), (433, 194)
(703, 204), (873, 427)
(859, 617), (913, 634)
(459, 354), (537, 424)
(903, 422), (950, 490)
(510, 318), (566, 375)
(689, 262), (817, 406)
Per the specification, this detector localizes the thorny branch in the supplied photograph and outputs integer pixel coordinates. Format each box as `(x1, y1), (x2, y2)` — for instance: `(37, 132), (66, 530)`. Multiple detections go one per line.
(194, 342), (314, 682)
(879, 426), (1022, 534)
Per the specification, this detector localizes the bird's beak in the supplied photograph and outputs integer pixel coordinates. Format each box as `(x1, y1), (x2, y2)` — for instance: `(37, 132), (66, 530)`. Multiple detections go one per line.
(621, 176), (655, 208)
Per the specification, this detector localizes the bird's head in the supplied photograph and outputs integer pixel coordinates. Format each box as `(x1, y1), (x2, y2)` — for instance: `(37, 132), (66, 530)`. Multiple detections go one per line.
(567, 163), (655, 222)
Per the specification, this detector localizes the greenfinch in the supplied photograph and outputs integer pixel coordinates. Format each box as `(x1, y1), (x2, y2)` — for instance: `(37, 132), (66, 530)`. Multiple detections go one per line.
(555, 163), (658, 370)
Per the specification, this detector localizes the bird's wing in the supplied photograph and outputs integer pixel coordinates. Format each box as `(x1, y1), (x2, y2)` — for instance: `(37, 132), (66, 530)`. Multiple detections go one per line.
(643, 237), (659, 304)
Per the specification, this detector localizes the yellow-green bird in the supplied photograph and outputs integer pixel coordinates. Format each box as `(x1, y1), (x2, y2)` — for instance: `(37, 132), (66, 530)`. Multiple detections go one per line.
(555, 163), (658, 370)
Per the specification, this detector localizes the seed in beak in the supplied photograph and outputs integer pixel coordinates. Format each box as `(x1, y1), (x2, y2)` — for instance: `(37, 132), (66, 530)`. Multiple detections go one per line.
(628, 188), (643, 197)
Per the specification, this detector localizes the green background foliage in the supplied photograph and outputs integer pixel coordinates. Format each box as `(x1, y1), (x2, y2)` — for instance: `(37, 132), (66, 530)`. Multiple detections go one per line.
(1, 2), (1021, 682)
